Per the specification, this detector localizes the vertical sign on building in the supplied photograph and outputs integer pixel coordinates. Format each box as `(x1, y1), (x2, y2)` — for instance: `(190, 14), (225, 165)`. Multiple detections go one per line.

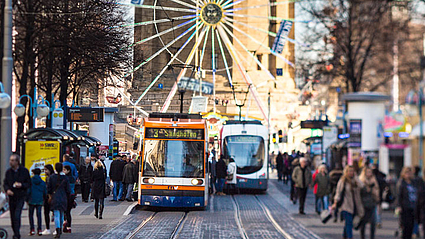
(271, 20), (293, 54)
(109, 124), (114, 159)
(349, 119), (362, 148)
(323, 126), (338, 161)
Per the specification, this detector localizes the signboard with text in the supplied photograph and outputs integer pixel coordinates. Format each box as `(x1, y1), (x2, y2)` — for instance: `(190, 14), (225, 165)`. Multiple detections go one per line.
(349, 119), (362, 148)
(67, 107), (104, 122)
(25, 141), (61, 180)
(145, 128), (204, 140)
(271, 20), (293, 53)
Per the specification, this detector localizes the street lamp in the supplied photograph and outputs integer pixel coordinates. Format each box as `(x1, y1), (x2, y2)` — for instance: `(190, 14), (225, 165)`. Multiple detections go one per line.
(0, 82), (11, 109)
(14, 95), (52, 123)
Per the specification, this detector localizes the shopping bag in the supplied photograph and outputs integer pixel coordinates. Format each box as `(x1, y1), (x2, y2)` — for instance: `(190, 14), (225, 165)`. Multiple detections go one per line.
(320, 210), (332, 224)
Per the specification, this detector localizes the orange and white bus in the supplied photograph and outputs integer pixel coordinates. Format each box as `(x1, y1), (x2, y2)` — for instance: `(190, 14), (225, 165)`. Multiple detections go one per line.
(138, 113), (208, 208)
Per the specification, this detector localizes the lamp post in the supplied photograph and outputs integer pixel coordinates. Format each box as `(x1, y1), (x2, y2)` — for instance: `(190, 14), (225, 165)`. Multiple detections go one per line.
(1, 0), (13, 189)
(14, 95), (51, 127)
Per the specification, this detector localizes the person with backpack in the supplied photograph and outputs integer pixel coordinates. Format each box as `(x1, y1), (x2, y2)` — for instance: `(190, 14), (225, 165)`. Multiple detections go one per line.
(292, 157), (312, 214)
(332, 165), (364, 239)
(359, 167), (380, 239)
(47, 163), (71, 238)
(28, 168), (47, 236)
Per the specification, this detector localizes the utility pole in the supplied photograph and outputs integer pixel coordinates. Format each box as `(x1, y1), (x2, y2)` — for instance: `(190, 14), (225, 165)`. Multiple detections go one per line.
(1, 0), (13, 185)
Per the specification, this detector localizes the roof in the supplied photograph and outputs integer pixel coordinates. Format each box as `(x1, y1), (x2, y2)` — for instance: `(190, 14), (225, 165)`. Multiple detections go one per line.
(342, 92), (391, 102)
(22, 128), (99, 147)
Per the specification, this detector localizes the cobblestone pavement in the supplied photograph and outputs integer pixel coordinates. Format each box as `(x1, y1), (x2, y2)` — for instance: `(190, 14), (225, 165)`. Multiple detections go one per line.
(0, 173), (402, 239)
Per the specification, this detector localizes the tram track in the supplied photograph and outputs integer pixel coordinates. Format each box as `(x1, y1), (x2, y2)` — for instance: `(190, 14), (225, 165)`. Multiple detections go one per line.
(125, 211), (188, 239)
(231, 195), (249, 239)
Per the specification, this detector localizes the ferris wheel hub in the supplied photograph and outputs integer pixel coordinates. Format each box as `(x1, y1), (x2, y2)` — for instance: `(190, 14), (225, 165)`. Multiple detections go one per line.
(201, 3), (223, 26)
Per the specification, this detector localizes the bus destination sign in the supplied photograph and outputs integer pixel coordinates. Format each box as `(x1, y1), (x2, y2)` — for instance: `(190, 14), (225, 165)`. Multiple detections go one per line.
(67, 107), (104, 122)
(145, 128), (204, 140)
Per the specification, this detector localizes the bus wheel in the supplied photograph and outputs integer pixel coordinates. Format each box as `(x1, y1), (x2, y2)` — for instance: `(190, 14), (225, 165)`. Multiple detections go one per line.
(0, 228), (7, 239)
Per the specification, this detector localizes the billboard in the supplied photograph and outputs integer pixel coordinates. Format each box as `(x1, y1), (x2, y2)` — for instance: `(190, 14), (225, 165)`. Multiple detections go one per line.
(25, 141), (61, 180)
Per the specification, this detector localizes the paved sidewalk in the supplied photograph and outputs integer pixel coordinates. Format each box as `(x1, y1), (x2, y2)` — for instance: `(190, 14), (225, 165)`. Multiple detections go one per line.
(268, 170), (400, 239)
(0, 194), (136, 239)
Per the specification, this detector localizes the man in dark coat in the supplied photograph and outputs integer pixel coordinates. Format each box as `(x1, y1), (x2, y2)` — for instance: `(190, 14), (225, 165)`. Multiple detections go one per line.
(4, 154), (31, 239)
(79, 157), (93, 203)
(276, 152), (284, 181)
(122, 159), (137, 202)
(109, 156), (126, 201)
(215, 156), (227, 195)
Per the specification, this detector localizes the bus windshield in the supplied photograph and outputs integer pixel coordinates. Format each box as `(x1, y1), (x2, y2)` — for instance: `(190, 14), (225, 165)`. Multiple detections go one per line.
(142, 140), (204, 178)
(223, 135), (265, 174)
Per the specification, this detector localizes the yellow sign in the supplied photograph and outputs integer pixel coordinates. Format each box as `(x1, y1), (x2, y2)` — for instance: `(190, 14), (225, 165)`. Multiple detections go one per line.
(25, 141), (60, 180)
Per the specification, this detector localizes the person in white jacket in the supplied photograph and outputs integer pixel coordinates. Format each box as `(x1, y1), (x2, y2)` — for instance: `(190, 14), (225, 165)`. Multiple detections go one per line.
(227, 158), (237, 194)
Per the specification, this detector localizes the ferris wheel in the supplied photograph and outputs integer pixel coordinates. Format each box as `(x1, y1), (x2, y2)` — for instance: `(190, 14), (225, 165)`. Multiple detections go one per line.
(116, 0), (298, 120)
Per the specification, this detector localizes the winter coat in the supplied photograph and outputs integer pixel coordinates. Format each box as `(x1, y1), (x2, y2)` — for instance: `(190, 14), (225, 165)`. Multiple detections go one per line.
(28, 175), (47, 205)
(92, 167), (106, 199)
(122, 163), (137, 184)
(397, 179), (418, 211)
(109, 159), (125, 182)
(292, 165), (312, 188)
(334, 177), (364, 217)
(3, 166), (31, 199)
(79, 164), (93, 183)
(47, 174), (71, 211)
(276, 153), (284, 172)
(216, 159), (227, 179)
(66, 174), (76, 195)
(227, 162), (237, 184)
(314, 172), (330, 197)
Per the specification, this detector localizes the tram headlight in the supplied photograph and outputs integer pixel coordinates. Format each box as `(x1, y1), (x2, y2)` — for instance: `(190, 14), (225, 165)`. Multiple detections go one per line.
(191, 179), (199, 185)
(191, 179), (203, 185)
(143, 178), (155, 184)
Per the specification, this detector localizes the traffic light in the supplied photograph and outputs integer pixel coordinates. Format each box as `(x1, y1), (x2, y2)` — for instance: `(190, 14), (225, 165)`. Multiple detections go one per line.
(278, 130), (283, 143)
(272, 133), (277, 143)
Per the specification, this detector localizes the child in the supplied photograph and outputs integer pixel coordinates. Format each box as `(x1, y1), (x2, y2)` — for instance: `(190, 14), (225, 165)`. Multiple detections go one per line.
(63, 165), (76, 233)
(28, 168), (47, 236)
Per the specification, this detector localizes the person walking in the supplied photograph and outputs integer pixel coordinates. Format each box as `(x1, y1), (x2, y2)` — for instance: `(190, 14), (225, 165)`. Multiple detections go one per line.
(92, 160), (106, 219)
(313, 165), (330, 214)
(109, 156), (125, 201)
(42, 164), (54, 235)
(208, 153), (217, 194)
(63, 165), (76, 233)
(79, 157), (93, 203)
(215, 156), (227, 196)
(358, 167), (379, 239)
(122, 159), (137, 202)
(28, 168), (46, 236)
(47, 163), (71, 239)
(226, 158), (237, 195)
(292, 157), (312, 214)
(290, 156), (299, 204)
(276, 152), (284, 181)
(396, 167), (418, 239)
(4, 154), (31, 239)
(332, 165), (364, 239)
(282, 153), (290, 184)
(371, 164), (386, 228)
(62, 154), (78, 180)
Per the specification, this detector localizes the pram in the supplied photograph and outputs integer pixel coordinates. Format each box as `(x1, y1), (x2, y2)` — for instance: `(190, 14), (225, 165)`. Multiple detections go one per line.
(0, 192), (8, 239)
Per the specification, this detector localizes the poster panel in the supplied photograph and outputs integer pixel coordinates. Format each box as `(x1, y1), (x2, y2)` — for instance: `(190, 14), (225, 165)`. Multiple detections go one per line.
(25, 141), (61, 180)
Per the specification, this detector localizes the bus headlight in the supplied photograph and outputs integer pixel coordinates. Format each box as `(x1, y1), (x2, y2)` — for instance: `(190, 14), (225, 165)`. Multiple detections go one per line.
(191, 179), (203, 185)
(143, 178), (155, 184)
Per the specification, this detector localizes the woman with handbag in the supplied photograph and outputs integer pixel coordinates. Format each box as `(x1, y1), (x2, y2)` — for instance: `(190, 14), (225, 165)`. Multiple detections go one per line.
(47, 163), (71, 238)
(396, 167), (417, 239)
(359, 167), (380, 239)
(332, 165), (364, 239)
(92, 160), (106, 219)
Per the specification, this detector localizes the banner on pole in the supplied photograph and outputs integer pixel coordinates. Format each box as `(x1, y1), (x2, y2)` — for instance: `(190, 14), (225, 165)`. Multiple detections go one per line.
(271, 20), (293, 54)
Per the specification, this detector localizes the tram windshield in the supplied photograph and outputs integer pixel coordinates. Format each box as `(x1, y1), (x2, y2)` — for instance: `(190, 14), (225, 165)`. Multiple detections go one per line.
(223, 135), (265, 174)
(142, 140), (204, 178)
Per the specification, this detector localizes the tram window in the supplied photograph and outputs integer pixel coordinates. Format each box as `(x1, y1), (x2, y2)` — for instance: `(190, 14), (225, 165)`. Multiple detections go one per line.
(143, 140), (204, 178)
(223, 136), (265, 174)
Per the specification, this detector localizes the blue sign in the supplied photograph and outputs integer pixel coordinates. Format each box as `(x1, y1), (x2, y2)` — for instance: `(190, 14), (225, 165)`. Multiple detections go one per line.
(276, 68), (283, 76)
(338, 133), (350, 139)
(131, 0), (144, 4)
(271, 20), (293, 54)
(158, 83), (163, 89)
(178, 77), (214, 95)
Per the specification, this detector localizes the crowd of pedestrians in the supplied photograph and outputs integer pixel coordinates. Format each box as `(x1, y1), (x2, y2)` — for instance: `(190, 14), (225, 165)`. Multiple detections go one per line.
(208, 150), (237, 196)
(3, 152), (138, 239)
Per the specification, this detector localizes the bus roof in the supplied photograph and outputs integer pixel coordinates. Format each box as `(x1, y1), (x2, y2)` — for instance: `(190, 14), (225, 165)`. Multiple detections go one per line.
(149, 113), (202, 119)
(225, 120), (263, 125)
